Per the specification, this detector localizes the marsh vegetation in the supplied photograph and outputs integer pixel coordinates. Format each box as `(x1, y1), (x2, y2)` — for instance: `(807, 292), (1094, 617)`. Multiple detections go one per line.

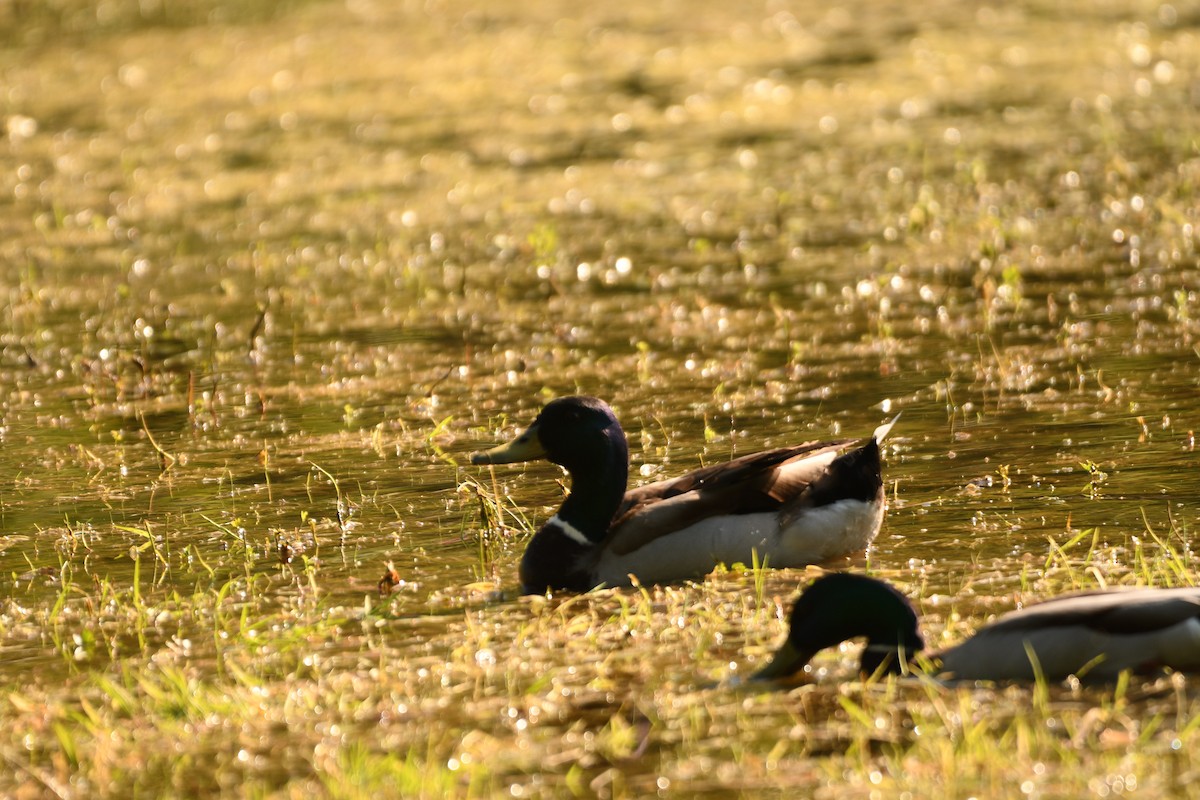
(1, 0), (1198, 796)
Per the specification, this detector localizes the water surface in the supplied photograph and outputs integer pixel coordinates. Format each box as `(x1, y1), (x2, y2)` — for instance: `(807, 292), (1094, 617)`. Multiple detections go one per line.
(1, 0), (1198, 795)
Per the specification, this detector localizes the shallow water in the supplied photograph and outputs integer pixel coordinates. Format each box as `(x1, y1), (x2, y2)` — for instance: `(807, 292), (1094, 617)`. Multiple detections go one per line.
(1, 0), (1199, 795)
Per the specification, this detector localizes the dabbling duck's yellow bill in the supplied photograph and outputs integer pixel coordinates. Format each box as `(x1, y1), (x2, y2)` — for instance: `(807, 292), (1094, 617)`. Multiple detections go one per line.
(750, 640), (814, 682)
(470, 423), (546, 465)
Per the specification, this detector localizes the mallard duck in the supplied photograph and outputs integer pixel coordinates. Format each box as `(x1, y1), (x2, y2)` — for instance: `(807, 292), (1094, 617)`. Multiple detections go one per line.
(753, 572), (1200, 682)
(470, 396), (894, 594)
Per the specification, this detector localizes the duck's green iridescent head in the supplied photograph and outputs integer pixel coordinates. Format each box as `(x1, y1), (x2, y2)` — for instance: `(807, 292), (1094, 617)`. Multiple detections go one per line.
(471, 396), (624, 473)
(753, 573), (925, 681)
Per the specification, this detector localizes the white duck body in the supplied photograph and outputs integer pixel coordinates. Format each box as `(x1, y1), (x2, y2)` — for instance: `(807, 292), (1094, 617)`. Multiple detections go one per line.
(471, 396), (893, 594)
(939, 587), (1200, 681)
(589, 498), (885, 588)
(755, 573), (1200, 683)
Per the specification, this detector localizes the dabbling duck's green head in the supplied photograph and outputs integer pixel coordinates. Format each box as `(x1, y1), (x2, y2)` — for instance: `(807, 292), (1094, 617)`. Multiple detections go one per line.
(470, 396), (627, 475)
(753, 573), (925, 681)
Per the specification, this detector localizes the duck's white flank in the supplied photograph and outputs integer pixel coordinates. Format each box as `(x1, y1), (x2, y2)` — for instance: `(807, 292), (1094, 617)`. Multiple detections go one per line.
(590, 497), (883, 588)
(773, 498), (885, 562)
(941, 616), (1200, 681)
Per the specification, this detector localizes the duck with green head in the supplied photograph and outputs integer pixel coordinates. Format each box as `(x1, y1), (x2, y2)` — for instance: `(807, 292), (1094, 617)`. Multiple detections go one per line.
(754, 572), (1200, 682)
(471, 396), (893, 594)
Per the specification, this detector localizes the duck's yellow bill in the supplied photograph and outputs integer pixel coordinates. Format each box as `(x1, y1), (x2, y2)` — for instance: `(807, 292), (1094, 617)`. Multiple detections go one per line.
(470, 423), (546, 465)
(749, 640), (813, 682)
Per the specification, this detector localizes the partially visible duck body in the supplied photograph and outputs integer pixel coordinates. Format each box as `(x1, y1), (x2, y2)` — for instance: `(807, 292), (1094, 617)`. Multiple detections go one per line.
(471, 396), (894, 594)
(754, 572), (1200, 683)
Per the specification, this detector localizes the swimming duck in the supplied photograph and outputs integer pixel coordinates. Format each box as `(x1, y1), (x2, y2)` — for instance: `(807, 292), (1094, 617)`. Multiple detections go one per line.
(470, 396), (893, 594)
(753, 572), (1200, 682)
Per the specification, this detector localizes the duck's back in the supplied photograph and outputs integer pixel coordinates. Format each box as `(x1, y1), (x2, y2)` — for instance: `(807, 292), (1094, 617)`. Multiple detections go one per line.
(590, 438), (885, 586)
(940, 586), (1200, 680)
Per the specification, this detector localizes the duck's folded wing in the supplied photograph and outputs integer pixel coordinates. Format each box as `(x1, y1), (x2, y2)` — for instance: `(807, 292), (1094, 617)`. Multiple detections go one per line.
(775, 438), (885, 529)
(984, 588), (1200, 636)
(606, 439), (855, 556)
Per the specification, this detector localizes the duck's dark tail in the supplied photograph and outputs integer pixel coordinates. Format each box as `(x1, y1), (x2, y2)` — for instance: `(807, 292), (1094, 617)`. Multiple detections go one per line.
(804, 437), (884, 506)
